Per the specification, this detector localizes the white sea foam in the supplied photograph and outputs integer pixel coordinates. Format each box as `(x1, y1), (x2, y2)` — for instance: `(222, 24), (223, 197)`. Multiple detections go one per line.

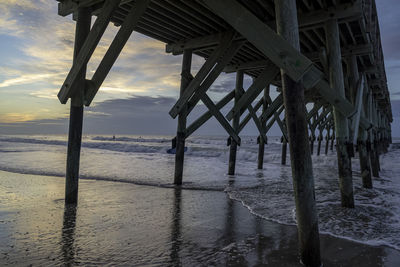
(1, 134), (400, 250)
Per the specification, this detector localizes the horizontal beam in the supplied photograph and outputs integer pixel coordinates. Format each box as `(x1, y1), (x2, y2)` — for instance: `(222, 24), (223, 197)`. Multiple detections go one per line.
(306, 44), (373, 62)
(166, 32), (244, 55)
(224, 44), (373, 73)
(57, 0), (132, 16)
(298, 0), (362, 27)
(167, 1), (362, 55)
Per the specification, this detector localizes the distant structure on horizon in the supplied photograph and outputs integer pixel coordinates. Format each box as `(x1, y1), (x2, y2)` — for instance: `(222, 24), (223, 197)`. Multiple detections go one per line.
(55, 0), (392, 266)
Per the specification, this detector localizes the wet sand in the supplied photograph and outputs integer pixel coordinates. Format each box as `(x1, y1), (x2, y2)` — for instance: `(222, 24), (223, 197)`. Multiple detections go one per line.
(1, 170), (400, 266)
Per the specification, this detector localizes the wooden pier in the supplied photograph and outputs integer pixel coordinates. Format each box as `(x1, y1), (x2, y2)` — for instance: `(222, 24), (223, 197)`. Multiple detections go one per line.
(56, 0), (392, 265)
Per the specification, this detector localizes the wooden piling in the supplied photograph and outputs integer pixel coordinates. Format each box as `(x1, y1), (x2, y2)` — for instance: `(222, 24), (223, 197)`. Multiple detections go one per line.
(65, 7), (91, 205)
(228, 70), (243, 175)
(257, 86), (269, 169)
(325, 126), (330, 155)
(275, 0), (321, 265)
(349, 55), (373, 188)
(370, 138), (380, 177)
(310, 134), (315, 155)
(174, 49), (192, 185)
(317, 130), (322, 156)
(359, 138), (373, 188)
(281, 137), (287, 165)
(368, 95), (380, 178)
(326, 19), (354, 208)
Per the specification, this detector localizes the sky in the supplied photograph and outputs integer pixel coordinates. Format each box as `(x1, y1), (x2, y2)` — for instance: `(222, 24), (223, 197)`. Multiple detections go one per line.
(0, 0), (399, 137)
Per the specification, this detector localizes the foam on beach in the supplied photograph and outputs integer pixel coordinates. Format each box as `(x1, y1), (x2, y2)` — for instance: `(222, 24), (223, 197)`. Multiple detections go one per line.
(1, 134), (400, 251)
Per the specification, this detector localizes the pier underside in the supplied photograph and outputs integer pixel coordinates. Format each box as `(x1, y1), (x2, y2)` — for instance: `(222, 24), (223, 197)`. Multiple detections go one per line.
(55, 0), (393, 266)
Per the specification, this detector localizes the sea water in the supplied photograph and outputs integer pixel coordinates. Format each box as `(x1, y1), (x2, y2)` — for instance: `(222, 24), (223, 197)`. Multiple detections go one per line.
(0, 134), (399, 251)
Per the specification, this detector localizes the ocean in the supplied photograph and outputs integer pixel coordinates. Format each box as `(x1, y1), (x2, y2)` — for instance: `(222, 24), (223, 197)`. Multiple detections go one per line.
(0, 134), (399, 252)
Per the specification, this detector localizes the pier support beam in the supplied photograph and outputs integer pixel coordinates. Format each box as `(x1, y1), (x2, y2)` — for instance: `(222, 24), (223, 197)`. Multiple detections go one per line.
(310, 133), (315, 155)
(281, 135), (287, 165)
(326, 19), (354, 208)
(228, 70), (243, 175)
(368, 95), (380, 178)
(359, 139), (372, 188)
(317, 129), (323, 156)
(275, 1), (321, 265)
(349, 56), (372, 188)
(370, 138), (380, 177)
(257, 86), (269, 169)
(65, 7), (91, 204)
(325, 126), (331, 155)
(174, 49), (192, 185)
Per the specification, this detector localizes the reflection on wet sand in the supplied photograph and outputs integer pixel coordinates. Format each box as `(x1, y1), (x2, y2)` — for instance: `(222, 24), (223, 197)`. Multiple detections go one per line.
(61, 204), (77, 266)
(170, 187), (182, 266)
(1, 172), (398, 266)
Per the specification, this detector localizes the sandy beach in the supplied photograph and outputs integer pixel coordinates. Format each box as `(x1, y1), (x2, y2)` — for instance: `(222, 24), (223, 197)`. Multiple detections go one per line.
(1, 170), (399, 266)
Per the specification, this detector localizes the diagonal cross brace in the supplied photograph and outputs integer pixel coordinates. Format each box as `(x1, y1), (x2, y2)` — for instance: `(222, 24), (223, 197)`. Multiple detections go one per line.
(260, 93), (283, 122)
(85, 0), (151, 106)
(185, 90), (235, 138)
(319, 113), (333, 130)
(200, 94), (241, 144)
(169, 31), (235, 119)
(202, 0), (372, 130)
(226, 66), (279, 121)
(58, 0), (122, 104)
(237, 88), (267, 142)
(313, 108), (332, 130)
(351, 74), (366, 144)
(266, 105), (285, 132)
(185, 40), (244, 116)
(266, 95), (288, 141)
(201, 0), (313, 82)
(307, 103), (323, 122)
(238, 97), (263, 133)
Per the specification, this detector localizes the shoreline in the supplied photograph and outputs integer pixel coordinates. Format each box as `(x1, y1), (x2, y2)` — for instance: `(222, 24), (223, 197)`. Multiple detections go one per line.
(1, 170), (400, 266)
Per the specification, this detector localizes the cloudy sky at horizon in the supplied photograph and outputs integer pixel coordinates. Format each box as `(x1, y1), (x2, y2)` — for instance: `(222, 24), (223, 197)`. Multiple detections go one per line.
(0, 0), (399, 137)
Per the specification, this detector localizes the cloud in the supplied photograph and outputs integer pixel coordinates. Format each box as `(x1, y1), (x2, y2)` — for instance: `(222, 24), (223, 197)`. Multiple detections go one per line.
(0, 112), (36, 123)
(0, 94), (277, 136)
